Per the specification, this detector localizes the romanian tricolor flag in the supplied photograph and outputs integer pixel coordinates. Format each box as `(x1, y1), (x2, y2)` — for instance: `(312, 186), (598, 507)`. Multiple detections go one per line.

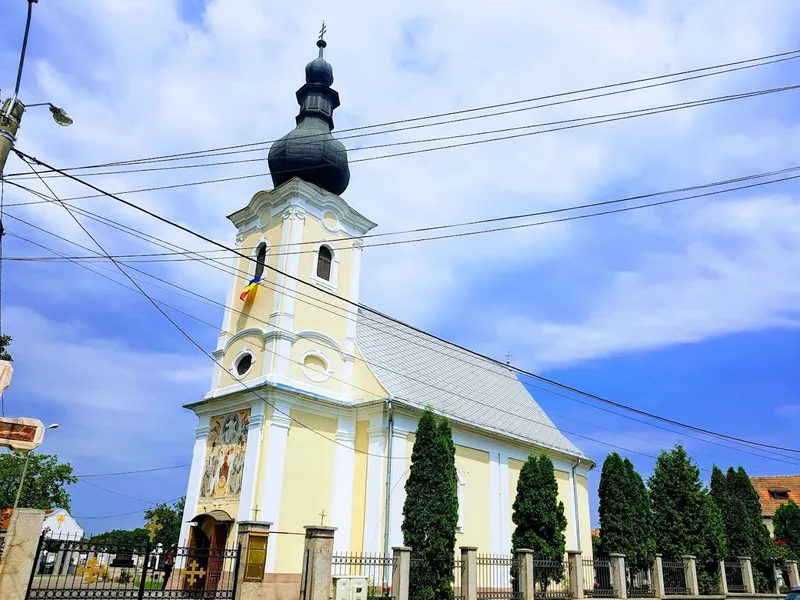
(239, 275), (261, 302)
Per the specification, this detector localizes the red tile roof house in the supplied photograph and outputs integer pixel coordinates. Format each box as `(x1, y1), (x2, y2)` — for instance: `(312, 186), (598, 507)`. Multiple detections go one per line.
(750, 475), (800, 536)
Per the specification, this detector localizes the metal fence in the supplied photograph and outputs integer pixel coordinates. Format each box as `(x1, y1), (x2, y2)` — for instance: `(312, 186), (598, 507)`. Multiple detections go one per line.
(582, 557), (615, 598)
(626, 565), (655, 598)
(453, 559), (464, 600)
(26, 535), (240, 599)
(533, 559), (571, 599)
(332, 552), (396, 600)
(662, 559), (688, 596)
(724, 559), (746, 593)
(476, 553), (520, 600)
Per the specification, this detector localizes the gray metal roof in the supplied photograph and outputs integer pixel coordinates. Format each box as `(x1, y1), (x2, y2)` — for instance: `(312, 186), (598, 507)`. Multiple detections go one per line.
(355, 309), (588, 459)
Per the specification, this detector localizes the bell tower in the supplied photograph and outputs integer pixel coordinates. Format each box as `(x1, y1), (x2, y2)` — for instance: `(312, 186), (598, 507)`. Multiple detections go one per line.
(208, 35), (376, 404)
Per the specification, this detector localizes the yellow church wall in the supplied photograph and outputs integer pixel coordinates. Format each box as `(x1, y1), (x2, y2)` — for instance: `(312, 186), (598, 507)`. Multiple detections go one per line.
(508, 458), (522, 536)
(349, 420), (370, 553)
(555, 470), (576, 551)
(275, 410), (337, 573)
(454, 444), (491, 552)
(218, 334), (267, 389)
(576, 474), (592, 555)
(287, 337), (345, 395)
(352, 344), (389, 401)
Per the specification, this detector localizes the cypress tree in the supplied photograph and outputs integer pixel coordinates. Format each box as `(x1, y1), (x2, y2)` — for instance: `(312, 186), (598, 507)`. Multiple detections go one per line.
(774, 500), (800, 560)
(649, 445), (726, 594)
(402, 409), (459, 600)
(598, 453), (655, 568)
(511, 454), (567, 590)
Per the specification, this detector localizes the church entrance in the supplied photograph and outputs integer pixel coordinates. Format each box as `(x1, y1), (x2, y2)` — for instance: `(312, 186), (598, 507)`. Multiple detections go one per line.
(187, 511), (234, 593)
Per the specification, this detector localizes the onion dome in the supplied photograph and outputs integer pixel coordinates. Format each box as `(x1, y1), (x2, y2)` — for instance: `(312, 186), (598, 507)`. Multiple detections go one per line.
(268, 36), (350, 195)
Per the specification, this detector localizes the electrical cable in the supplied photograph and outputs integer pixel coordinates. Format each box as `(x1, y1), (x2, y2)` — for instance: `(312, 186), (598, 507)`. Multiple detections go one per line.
(6, 80), (800, 208)
(13, 150), (800, 455)
(9, 47), (800, 177)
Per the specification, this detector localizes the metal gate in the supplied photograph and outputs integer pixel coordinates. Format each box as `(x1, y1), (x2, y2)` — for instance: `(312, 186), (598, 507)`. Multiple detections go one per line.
(26, 534), (241, 599)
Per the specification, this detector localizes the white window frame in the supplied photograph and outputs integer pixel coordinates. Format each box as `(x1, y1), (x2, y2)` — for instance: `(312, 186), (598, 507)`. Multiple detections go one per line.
(311, 243), (339, 291)
(300, 350), (333, 383)
(251, 237), (270, 279)
(230, 348), (256, 379)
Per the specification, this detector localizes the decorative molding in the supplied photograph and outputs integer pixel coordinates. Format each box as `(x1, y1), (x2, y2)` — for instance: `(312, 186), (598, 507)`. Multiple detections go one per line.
(300, 350), (333, 383)
(195, 426), (210, 440)
(294, 330), (349, 361)
(222, 328), (268, 354)
(229, 348), (256, 379)
(367, 425), (386, 438)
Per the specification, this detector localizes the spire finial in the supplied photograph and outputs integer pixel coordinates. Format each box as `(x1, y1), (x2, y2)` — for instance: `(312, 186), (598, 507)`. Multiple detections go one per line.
(317, 21), (327, 57)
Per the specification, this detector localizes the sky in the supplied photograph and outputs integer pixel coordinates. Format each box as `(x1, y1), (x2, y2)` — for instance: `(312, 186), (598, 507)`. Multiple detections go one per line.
(0, 0), (798, 535)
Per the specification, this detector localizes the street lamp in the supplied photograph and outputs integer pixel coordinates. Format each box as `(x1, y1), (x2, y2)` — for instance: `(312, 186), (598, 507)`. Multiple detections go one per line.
(11, 423), (60, 512)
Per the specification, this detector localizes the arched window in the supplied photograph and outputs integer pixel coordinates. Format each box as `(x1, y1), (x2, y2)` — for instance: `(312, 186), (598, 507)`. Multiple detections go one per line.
(254, 243), (267, 280)
(316, 245), (333, 281)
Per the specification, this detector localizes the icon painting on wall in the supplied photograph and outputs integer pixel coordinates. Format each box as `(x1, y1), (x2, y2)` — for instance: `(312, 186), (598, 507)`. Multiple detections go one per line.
(200, 409), (250, 501)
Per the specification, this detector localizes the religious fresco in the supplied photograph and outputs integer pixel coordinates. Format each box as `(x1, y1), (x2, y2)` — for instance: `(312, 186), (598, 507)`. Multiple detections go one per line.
(199, 409), (250, 502)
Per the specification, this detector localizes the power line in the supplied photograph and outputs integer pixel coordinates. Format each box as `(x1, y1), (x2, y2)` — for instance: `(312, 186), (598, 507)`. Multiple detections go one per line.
(75, 464), (191, 478)
(77, 478), (157, 505)
(74, 496), (185, 520)
(7, 80), (800, 208)
(8, 48), (800, 178)
(9, 162), (800, 460)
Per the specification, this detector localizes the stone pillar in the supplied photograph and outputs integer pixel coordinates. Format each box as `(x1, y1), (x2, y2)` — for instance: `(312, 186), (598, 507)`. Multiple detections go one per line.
(610, 554), (627, 600)
(568, 551), (584, 600)
(739, 557), (755, 594)
(235, 521), (271, 589)
(719, 560), (729, 596)
(516, 549), (535, 600)
(460, 546), (478, 600)
(392, 547), (411, 600)
(0, 509), (46, 600)
(787, 560), (800, 588)
(652, 555), (666, 599)
(681, 556), (699, 597)
(300, 526), (336, 600)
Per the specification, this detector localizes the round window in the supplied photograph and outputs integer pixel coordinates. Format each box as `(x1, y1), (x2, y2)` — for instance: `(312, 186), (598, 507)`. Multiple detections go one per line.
(301, 353), (330, 382)
(235, 353), (253, 376)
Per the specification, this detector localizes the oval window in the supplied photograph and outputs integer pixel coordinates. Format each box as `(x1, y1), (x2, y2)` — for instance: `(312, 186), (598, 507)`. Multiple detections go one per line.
(236, 353), (253, 376)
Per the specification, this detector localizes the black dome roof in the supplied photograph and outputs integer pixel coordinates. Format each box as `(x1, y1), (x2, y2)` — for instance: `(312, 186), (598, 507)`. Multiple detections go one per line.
(268, 37), (350, 195)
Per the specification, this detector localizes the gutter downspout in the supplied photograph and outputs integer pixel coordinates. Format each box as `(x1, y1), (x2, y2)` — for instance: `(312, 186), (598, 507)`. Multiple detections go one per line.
(571, 458), (582, 551)
(383, 400), (394, 573)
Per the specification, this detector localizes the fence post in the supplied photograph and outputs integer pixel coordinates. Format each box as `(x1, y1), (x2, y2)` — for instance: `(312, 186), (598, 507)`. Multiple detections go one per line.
(652, 555), (665, 599)
(392, 546), (411, 600)
(609, 554), (627, 600)
(459, 546), (477, 600)
(773, 563), (784, 595)
(234, 520), (271, 594)
(681, 555), (698, 597)
(0, 509), (46, 600)
(516, 549), (534, 600)
(300, 526), (336, 600)
(568, 551), (584, 600)
(739, 557), (755, 595)
(719, 560), (729, 596)
(787, 560), (800, 588)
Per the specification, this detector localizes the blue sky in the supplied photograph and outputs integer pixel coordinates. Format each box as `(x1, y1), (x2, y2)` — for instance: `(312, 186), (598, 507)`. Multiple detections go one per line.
(0, 0), (798, 535)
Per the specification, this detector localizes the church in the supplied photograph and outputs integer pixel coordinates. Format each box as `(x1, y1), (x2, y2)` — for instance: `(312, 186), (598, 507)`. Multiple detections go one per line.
(178, 34), (594, 577)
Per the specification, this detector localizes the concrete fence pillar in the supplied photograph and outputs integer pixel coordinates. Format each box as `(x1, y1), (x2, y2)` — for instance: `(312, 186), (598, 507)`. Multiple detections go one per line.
(300, 525), (336, 600)
(515, 549), (534, 600)
(459, 546), (477, 600)
(235, 520), (271, 593)
(609, 553), (627, 599)
(774, 563), (784, 595)
(0, 509), (46, 600)
(739, 557), (755, 595)
(787, 560), (800, 588)
(652, 555), (666, 599)
(681, 555), (699, 597)
(567, 550), (584, 600)
(719, 560), (729, 596)
(392, 547), (411, 600)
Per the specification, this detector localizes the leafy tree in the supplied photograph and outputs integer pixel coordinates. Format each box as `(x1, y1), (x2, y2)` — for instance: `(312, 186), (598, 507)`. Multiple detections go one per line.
(597, 453), (655, 568)
(0, 334), (12, 361)
(0, 452), (77, 510)
(144, 497), (185, 547)
(649, 445), (726, 594)
(90, 528), (149, 546)
(511, 454), (567, 591)
(402, 409), (459, 600)
(775, 500), (800, 560)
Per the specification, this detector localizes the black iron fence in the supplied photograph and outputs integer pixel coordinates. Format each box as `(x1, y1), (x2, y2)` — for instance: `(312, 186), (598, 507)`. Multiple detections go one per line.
(724, 558), (746, 593)
(26, 535), (240, 599)
(476, 553), (521, 600)
(626, 565), (655, 598)
(453, 559), (464, 600)
(409, 556), (463, 600)
(582, 557), (614, 598)
(661, 558), (688, 596)
(332, 552), (396, 600)
(532, 559), (571, 599)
